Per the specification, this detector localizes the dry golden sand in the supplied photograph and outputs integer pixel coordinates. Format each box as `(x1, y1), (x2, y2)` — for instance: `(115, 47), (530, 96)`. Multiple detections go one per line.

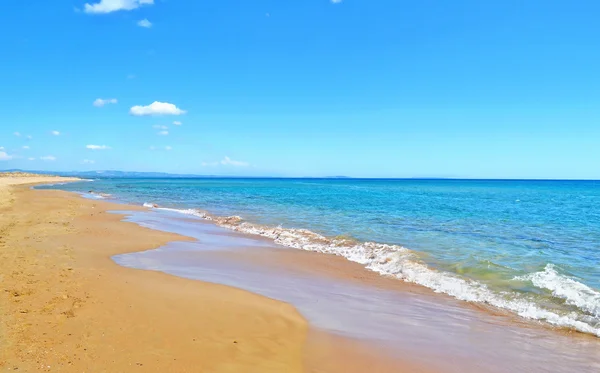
(0, 176), (427, 372)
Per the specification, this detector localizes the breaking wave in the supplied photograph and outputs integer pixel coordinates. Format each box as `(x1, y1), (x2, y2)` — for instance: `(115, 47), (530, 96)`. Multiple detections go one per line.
(515, 264), (600, 319)
(143, 203), (600, 337)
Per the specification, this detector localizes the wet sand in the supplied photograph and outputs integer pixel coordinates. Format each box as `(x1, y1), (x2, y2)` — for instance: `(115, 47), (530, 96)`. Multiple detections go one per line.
(114, 208), (600, 372)
(0, 177), (426, 372)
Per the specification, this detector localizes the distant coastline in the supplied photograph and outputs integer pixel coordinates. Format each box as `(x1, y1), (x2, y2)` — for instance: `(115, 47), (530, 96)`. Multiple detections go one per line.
(3, 169), (600, 181)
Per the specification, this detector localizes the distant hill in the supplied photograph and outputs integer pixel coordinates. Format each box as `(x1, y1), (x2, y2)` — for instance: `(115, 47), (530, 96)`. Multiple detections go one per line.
(64, 170), (204, 178)
(1, 169), (206, 179)
(1, 169), (354, 179)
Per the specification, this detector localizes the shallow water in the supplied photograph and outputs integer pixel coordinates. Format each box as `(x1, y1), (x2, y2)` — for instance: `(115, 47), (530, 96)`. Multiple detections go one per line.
(113, 209), (600, 373)
(40, 178), (600, 336)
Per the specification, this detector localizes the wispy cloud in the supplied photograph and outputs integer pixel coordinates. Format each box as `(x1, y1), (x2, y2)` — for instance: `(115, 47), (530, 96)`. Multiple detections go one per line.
(152, 125), (168, 130)
(40, 155), (56, 161)
(0, 151), (12, 161)
(93, 98), (118, 107)
(173, 121), (182, 126)
(51, 130), (60, 136)
(137, 18), (152, 28)
(149, 145), (172, 151)
(26, 135), (33, 140)
(157, 130), (169, 136)
(221, 156), (249, 167)
(82, 159), (96, 164)
(130, 101), (186, 116)
(84, 0), (154, 14)
(28, 157), (36, 161)
(22, 145), (30, 150)
(14, 132), (21, 137)
(331, 0), (343, 3)
(202, 156), (250, 167)
(86, 144), (110, 150)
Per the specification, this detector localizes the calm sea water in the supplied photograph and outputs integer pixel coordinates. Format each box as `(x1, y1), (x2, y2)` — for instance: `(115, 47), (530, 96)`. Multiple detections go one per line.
(41, 178), (600, 336)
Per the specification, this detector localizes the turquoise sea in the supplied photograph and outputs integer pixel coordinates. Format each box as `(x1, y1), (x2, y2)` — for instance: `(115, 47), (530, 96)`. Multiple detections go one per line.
(41, 178), (600, 336)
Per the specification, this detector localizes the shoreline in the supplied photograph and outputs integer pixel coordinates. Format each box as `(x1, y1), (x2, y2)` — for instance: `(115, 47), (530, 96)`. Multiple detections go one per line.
(0, 177), (423, 372)
(88, 188), (600, 340)
(111, 207), (600, 372)
(5, 177), (600, 372)
(37, 179), (600, 341)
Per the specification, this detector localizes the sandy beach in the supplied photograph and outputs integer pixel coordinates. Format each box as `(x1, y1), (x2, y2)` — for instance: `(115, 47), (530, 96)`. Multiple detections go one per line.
(0, 174), (422, 372)
(5, 0), (600, 370)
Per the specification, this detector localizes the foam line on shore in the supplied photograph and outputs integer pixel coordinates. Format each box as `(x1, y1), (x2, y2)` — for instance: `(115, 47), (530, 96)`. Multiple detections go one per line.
(144, 203), (600, 337)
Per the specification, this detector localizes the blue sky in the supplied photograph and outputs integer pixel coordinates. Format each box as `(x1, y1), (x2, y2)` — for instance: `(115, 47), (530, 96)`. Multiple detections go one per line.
(1, 0), (600, 178)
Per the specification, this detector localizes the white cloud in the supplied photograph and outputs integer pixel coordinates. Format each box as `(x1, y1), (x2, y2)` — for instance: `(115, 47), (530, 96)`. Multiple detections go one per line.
(221, 156), (249, 167)
(40, 155), (56, 161)
(26, 135), (33, 140)
(202, 156), (250, 167)
(0, 151), (12, 161)
(82, 159), (96, 164)
(173, 121), (182, 126)
(331, 0), (343, 3)
(51, 130), (60, 136)
(28, 157), (36, 161)
(14, 132), (21, 137)
(22, 146), (30, 150)
(157, 130), (169, 136)
(137, 19), (152, 28)
(130, 101), (186, 116)
(86, 144), (110, 150)
(152, 125), (168, 130)
(84, 0), (154, 14)
(93, 98), (118, 107)
(149, 145), (171, 151)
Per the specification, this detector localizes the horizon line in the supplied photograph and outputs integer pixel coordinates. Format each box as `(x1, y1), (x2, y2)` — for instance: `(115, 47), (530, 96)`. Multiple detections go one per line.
(2, 169), (600, 182)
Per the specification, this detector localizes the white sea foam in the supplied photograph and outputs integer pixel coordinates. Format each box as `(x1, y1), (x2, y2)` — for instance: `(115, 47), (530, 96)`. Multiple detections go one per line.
(84, 189), (112, 199)
(82, 192), (106, 200)
(515, 264), (600, 318)
(146, 204), (600, 337)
